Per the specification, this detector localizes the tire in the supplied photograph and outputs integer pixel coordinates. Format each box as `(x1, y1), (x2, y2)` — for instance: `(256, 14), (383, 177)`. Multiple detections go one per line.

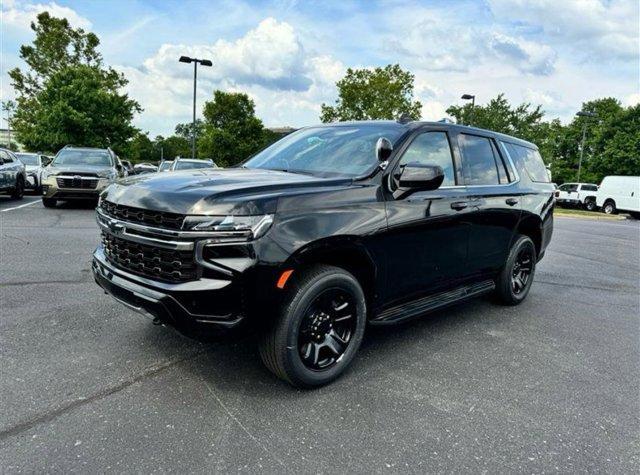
(42, 198), (57, 208)
(584, 199), (596, 212)
(11, 177), (24, 199)
(259, 264), (367, 388)
(602, 200), (616, 215)
(495, 235), (537, 306)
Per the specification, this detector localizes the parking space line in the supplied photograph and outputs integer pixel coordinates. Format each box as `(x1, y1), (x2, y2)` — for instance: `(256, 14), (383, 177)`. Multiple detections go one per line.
(0, 199), (41, 213)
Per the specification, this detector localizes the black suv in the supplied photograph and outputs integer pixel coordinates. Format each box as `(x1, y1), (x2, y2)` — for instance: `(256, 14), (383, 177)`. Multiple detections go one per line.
(93, 120), (554, 387)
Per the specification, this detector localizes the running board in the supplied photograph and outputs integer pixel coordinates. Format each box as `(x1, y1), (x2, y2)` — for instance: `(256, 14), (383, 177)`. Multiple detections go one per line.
(371, 280), (495, 325)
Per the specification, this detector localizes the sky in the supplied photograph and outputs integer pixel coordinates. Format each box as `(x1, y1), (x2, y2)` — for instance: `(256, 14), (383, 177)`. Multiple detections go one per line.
(1, 0), (639, 137)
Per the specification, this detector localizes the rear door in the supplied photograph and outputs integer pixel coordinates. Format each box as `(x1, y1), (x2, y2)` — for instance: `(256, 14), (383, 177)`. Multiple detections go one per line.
(383, 127), (471, 304)
(457, 133), (522, 277)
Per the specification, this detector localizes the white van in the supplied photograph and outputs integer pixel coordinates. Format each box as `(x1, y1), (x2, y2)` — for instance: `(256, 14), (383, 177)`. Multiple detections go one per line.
(596, 176), (640, 216)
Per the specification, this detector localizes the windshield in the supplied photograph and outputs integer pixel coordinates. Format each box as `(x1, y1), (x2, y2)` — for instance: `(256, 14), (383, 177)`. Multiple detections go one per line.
(174, 160), (213, 170)
(53, 149), (112, 167)
(244, 124), (405, 177)
(16, 153), (39, 166)
(159, 161), (173, 171)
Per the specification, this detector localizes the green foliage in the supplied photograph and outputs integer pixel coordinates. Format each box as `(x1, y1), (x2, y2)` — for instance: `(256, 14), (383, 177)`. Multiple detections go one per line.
(123, 132), (155, 163)
(12, 65), (140, 153)
(174, 119), (205, 141)
(155, 135), (191, 160)
(320, 64), (422, 122)
(9, 12), (140, 154)
(198, 90), (274, 166)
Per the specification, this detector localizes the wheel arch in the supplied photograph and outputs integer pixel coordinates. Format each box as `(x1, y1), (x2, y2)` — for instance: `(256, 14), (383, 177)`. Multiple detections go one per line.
(284, 236), (379, 312)
(515, 214), (543, 257)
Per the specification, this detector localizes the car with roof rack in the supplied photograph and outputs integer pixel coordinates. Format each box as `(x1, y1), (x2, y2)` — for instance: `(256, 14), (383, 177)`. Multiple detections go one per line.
(93, 119), (554, 388)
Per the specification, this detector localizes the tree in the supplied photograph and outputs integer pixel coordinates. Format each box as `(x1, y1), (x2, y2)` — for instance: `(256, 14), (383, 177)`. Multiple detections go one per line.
(174, 120), (205, 141)
(12, 65), (140, 153)
(320, 64), (422, 122)
(123, 132), (155, 163)
(8, 12), (140, 153)
(198, 90), (273, 166)
(155, 135), (191, 160)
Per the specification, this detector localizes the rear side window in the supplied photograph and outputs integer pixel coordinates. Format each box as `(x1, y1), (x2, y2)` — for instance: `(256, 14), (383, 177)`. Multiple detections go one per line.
(504, 142), (550, 183)
(459, 134), (501, 185)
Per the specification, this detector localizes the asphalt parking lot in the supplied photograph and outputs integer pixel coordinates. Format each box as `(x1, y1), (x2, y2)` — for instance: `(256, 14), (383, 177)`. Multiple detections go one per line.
(1, 195), (638, 472)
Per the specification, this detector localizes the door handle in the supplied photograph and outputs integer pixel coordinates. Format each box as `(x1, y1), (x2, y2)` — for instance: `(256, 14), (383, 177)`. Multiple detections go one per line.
(505, 198), (519, 206)
(451, 201), (468, 211)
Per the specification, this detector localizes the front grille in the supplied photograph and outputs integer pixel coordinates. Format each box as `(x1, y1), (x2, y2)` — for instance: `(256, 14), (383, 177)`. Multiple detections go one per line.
(101, 232), (197, 283)
(57, 177), (98, 189)
(101, 201), (185, 230)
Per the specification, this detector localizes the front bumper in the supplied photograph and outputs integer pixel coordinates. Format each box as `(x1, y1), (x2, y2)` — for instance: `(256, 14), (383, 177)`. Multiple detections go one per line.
(92, 246), (245, 333)
(42, 177), (111, 199)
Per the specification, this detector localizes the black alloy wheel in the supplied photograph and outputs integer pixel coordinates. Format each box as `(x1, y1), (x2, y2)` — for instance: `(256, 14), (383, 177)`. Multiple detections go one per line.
(511, 247), (534, 295)
(297, 288), (357, 371)
(259, 264), (366, 388)
(495, 234), (536, 305)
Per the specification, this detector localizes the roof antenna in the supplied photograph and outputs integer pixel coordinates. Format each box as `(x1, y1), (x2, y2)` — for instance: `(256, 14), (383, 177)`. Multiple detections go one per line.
(397, 113), (413, 124)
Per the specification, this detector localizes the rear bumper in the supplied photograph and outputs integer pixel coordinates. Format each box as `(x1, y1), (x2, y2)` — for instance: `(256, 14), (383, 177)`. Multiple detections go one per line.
(92, 245), (246, 333)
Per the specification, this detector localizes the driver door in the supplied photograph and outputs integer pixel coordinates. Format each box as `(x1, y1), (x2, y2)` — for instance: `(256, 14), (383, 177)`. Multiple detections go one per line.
(382, 129), (471, 306)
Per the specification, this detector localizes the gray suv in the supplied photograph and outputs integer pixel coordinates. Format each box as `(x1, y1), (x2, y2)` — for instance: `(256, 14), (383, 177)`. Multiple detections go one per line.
(0, 148), (27, 200)
(41, 146), (125, 208)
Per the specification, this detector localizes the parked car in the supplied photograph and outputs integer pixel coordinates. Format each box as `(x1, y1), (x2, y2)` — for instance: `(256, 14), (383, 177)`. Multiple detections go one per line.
(120, 160), (134, 176)
(133, 163), (158, 174)
(596, 175), (640, 216)
(15, 152), (52, 193)
(93, 120), (554, 388)
(555, 182), (599, 210)
(157, 160), (173, 172)
(41, 146), (125, 208)
(169, 158), (217, 171)
(0, 148), (27, 199)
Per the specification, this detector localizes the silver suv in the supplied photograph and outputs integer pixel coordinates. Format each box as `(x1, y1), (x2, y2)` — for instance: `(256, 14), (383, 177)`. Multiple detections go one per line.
(41, 146), (125, 208)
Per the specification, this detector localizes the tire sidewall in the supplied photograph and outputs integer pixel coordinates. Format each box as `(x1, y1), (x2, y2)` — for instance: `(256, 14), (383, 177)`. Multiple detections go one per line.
(281, 271), (366, 387)
(604, 202), (615, 214)
(501, 236), (537, 304)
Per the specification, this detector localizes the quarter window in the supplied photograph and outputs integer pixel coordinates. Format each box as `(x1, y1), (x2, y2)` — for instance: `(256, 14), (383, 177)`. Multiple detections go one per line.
(398, 132), (455, 186)
(503, 142), (550, 183)
(459, 134), (500, 185)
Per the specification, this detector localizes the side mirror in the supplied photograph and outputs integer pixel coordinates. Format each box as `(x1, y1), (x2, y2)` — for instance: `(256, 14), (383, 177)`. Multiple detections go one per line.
(376, 137), (393, 162)
(395, 163), (444, 197)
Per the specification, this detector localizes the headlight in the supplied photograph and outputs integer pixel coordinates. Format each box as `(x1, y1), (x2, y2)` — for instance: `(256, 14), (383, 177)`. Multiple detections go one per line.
(97, 169), (117, 180)
(183, 214), (274, 240)
(41, 169), (54, 180)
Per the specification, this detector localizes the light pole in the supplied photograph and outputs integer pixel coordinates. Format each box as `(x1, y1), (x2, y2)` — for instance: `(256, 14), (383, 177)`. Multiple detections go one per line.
(575, 110), (598, 183)
(179, 56), (212, 159)
(461, 94), (475, 125)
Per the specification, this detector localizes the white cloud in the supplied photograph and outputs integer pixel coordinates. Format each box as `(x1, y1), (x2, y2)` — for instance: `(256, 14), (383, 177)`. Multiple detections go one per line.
(626, 93), (640, 106)
(118, 18), (346, 133)
(489, 33), (556, 75)
(488, 0), (639, 61)
(1, 0), (92, 30)
(141, 18), (312, 91)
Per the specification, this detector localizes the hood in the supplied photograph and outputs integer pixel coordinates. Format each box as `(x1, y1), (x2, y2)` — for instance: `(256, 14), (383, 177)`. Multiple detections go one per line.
(48, 164), (113, 175)
(25, 165), (41, 172)
(103, 168), (354, 215)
